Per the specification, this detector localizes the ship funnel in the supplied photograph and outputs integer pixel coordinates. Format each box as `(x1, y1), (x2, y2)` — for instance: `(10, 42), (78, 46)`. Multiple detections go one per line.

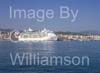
(28, 27), (33, 32)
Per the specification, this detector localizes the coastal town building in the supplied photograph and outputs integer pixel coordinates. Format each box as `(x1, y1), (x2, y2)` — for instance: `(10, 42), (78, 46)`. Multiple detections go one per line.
(0, 29), (19, 41)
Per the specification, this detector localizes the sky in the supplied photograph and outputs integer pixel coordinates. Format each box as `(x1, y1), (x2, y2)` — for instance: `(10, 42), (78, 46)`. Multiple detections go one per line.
(0, 0), (100, 32)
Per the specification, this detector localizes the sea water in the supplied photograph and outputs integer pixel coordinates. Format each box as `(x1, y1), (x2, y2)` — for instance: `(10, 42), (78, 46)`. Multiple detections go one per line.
(0, 41), (100, 73)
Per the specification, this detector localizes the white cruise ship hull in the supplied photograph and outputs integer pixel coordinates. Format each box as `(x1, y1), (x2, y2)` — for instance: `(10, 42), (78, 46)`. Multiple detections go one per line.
(18, 36), (57, 41)
(18, 28), (57, 41)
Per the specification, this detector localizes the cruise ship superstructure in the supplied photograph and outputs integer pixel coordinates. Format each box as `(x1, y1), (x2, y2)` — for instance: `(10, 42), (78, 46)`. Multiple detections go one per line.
(18, 28), (57, 41)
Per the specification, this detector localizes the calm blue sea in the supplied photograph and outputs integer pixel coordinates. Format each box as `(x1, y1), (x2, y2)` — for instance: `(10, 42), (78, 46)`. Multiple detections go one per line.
(0, 41), (100, 73)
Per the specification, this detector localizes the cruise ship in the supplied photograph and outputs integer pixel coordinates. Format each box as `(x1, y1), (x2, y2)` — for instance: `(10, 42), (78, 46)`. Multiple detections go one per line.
(18, 28), (57, 41)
